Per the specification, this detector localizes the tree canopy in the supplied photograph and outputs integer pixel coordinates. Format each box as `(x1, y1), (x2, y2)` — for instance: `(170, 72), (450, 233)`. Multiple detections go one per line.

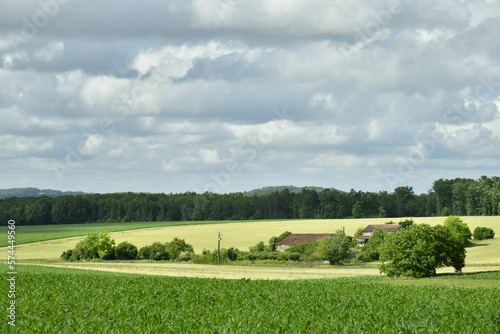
(2, 176), (500, 226)
(379, 223), (466, 278)
(320, 229), (353, 265)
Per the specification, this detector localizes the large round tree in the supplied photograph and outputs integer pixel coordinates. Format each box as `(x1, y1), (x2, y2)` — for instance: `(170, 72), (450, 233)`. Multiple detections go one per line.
(379, 223), (466, 278)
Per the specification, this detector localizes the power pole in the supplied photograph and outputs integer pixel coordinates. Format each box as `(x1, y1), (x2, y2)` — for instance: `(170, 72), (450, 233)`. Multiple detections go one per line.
(217, 232), (222, 265)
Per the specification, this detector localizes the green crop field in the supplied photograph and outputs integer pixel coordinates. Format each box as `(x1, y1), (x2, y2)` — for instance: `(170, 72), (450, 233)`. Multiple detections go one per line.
(1, 264), (499, 333)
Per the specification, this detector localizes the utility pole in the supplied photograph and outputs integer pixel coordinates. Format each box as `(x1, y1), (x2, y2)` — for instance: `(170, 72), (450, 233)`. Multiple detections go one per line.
(217, 232), (222, 265)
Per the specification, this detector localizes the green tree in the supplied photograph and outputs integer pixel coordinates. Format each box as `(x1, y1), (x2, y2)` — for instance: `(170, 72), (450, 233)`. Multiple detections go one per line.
(351, 201), (363, 218)
(165, 238), (194, 260)
(249, 241), (266, 253)
(398, 219), (414, 228)
(322, 229), (352, 265)
(64, 232), (116, 260)
(444, 216), (471, 245)
(95, 232), (116, 259)
(358, 227), (387, 261)
(147, 242), (170, 261)
(115, 241), (138, 260)
(138, 245), (152, 259)
(80, 233), (100, 259)
(138, 242), (170, 260)
(379, 224), (466, 278)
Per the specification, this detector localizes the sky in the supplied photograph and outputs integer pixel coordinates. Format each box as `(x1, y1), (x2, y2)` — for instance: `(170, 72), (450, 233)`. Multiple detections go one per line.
(1, 0), (499, 195)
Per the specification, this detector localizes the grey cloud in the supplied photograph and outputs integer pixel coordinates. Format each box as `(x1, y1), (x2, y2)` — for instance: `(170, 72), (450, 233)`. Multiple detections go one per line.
(1, 0), (499, 194)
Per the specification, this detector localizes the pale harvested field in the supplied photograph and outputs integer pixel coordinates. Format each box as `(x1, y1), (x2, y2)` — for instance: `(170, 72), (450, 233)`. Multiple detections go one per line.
(7, 216), (500, 260)
(22, 262), (500, 280)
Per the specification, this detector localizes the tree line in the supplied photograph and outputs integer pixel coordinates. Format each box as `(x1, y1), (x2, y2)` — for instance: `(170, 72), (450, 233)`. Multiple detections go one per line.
(1, 176), (499, 226)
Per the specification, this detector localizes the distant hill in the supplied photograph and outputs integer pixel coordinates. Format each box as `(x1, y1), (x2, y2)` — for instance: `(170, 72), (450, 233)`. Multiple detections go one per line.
(243, 185), (332, 196)
(0, 187), (87, 199)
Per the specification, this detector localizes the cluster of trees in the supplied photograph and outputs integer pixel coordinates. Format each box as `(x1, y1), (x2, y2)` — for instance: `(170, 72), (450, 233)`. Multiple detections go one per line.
(359, 216), (496, 278)
(61, 234), (194, 262)
(61, 217), (494, 277)
(207, 229), (354, 265)
(2, 176), (500, 226)
(138, 238), (194, 261)
(378, 217), (470, 278)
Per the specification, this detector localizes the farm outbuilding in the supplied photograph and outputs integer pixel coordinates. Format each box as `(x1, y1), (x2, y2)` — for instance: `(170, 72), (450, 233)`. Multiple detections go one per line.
(275, 233), (333, 252)
(356, 224), (403, 246)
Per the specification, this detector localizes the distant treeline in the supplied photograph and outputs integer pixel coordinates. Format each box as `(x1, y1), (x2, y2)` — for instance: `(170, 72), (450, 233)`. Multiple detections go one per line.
(1, 176), (499, 226)
(0, 187), (87, 199)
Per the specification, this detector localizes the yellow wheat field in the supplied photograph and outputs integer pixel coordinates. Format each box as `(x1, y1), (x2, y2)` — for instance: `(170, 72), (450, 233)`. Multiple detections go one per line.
(7, 216), (500, 266)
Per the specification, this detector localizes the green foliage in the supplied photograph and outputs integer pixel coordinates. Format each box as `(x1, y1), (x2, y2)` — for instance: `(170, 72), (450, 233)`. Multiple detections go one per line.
(114, 241), (138, 260)
(358, 227), (387, 261)
(96, 233), (116, 260)
(193, 249), (217, 264)
(165, 237), (194, 259)
(444, 216), (472, 245)
(60, 249), (73, 261)
(379, 223), (466, 278)
(322, 229), (353, 265)
(3, 176), (500, 226)
(398, 219), (414, 228)
(62, 232), (116, 261)
(80, 233), (100, 259)
(176, 251), (194, 262)
(353, 226), (364, 238)
(7, 264), (500, 333)
(139, 242), (170, 261)
(249, 241), (266, 253)
(287, 252), (301, 261)
(225, 247), (239, 261)
(284, 241), (319, 257)
(268, 231), (292, 251)
(473, 226), (495, 240)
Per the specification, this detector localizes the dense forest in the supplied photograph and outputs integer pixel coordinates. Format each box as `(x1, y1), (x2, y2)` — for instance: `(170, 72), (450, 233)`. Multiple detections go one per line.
(1, 176), (499, 226)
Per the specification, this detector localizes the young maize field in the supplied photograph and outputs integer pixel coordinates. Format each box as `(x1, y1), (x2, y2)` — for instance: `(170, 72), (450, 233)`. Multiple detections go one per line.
(1, 264), (499, 333)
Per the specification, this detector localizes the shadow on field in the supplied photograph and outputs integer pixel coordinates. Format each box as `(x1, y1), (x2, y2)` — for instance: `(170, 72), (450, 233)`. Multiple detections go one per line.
(434, 270), (500, 278)
(466, 243), (489, 248)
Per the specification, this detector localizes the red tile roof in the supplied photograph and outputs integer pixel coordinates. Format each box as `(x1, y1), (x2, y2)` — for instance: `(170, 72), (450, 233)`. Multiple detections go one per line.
(275, 234), (333, 245)
(362, 224), (403, 233)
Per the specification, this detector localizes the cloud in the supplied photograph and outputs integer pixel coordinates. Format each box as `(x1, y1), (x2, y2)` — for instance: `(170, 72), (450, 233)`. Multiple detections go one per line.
(0, 0), (499, 194)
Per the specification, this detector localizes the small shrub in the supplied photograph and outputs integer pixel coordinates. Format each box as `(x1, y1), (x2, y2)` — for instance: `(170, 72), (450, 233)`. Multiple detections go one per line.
(165, 238), (194, 260)
(138, 245), (152, 259)
(115, 241), (138, 260)
(257, 252), (278, 260)
(193, 249), (217, 264)
(60, 249), (73, 261)
(473, 227), (495, 240)
(225, 247), (239, 261)
(149, 242), (170, 261)
(176, 252), (194, 262)
(139, 242), (169, 261)
(399, 219), (414, 228)
(247, 253), (257, 261)
(249, 241), (266, 253)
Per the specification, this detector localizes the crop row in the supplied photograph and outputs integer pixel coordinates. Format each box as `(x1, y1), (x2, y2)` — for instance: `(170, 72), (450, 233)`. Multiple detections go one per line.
(1, 265), (499, 333)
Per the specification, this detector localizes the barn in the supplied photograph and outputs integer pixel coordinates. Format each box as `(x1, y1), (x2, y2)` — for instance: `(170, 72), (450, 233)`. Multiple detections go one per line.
(275, 233), (333, 252)
(356, 224), (403, 246)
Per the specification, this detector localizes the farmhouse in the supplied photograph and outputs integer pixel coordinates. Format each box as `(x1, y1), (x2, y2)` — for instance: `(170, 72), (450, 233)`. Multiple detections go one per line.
(275, 234), (333, 252)
(356, 224), (403, 246)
